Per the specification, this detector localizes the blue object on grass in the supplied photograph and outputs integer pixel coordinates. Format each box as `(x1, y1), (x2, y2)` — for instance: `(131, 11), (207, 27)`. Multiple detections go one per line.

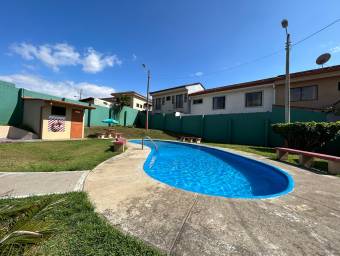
(102, 118), (119, 124)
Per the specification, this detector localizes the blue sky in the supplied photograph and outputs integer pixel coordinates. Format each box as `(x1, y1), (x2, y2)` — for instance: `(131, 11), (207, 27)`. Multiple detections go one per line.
(0, 0), (340, 99)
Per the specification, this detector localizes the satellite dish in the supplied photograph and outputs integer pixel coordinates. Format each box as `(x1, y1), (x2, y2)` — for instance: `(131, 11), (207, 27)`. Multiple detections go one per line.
(316, 53), (331, 67)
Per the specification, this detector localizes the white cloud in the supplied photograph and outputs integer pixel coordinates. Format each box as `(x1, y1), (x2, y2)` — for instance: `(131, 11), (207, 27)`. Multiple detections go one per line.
(330, 46), (340, 54)
(132, 54), (137, 61)
(0, 74), (114, 99)
(194, 71), (204, 77)
(82, 48), (121, 73)
(10, 42), (121, 73)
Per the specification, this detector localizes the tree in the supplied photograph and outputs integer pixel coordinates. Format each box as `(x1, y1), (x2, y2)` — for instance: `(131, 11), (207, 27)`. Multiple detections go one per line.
(115, 95), (131, 110)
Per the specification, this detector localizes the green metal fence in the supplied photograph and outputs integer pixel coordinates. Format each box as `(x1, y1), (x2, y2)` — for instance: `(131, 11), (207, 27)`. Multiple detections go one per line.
(0, 81), (23, 126)
(118, 106), (139, 126)
(140, 106), (338, 154)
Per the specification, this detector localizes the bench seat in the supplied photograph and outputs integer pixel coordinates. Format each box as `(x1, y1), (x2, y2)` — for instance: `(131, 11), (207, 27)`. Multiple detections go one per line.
(180, 136), (202, 143)
(276, 147), (340, 175)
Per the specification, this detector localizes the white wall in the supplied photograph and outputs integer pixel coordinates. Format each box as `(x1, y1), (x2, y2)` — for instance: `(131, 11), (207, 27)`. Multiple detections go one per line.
(152, 88), (188, 114)
(190, 85), (274, 115)
(152, 83), (204, 114)
(93, 98), (112, 108)
(132, 97), (148, 111)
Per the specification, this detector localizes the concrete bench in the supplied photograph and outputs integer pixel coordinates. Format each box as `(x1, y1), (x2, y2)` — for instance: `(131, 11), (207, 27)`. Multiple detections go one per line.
(180, 136), (202, 144)
(96, 132), (106, 139)
(276, 147), (340, 175)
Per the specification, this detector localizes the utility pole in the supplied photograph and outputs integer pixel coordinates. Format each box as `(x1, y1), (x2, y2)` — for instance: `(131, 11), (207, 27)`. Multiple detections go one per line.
(143, 64), (151, 132)
(281, 19), (291, 123)
(79, 89), (83, 100)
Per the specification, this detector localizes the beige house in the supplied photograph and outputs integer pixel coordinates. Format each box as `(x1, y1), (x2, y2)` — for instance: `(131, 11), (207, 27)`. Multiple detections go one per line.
(102, 91), (151, 111)
(22, 97), (95, 140)
(275, 65), (340, 110)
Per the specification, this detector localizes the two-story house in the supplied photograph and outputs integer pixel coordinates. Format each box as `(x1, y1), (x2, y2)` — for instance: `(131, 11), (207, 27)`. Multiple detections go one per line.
(150, 82), (205, 114)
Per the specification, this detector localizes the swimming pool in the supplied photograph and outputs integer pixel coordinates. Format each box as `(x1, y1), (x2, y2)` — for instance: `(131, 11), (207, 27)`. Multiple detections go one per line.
(131, 140), (294, 199)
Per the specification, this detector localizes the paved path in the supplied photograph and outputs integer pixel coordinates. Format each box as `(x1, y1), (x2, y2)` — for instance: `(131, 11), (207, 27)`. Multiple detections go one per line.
(0, 171), (89, 198)
(85, 142), (340, 256)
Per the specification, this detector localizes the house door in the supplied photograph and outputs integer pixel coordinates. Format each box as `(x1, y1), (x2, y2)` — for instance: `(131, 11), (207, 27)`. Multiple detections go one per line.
(71, 109), (83, 139)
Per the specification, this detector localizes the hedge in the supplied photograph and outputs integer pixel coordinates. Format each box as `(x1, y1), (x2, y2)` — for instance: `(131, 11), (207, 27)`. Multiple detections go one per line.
(272, 121), (340, 151)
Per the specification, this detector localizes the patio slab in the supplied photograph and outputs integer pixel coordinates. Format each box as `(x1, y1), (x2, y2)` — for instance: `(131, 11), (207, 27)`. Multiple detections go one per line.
(0, 171), (89, 198)
(85, 142), (340, 256)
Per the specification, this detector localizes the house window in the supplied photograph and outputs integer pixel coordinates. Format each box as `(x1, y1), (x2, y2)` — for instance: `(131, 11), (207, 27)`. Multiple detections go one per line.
(291, 85), (318, 102)
(162, 97), (165, 105)
(193, 99), (203, 104)
(155, 98), (161, 110)
(213, 96), (225, 110)
(166, 96), (171, 101)
(171, 96), (175, 104)
(175, 94), (183, 108)
(184, 94), (188, 103)
(136, 103), (139, 108)
(245, 91), (263, 107)
(51, 106), (66, 116)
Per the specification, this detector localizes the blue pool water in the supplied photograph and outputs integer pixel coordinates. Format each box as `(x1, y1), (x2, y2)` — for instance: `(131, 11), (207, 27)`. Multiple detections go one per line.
(131, 140), (294, 199)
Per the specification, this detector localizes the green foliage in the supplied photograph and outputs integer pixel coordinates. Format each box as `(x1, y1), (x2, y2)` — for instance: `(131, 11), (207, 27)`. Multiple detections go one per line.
(0, 197), (63, 255)
(115, 95), (131, 109)
(272, 121), (340, 151)
(0, 193), (162, 256)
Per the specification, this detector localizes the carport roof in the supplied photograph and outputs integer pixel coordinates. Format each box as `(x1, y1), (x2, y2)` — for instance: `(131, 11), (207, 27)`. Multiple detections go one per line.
(22, 97), (96, 109)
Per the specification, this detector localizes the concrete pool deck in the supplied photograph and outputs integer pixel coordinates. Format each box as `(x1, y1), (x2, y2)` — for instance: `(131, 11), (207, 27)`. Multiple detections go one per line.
(85, 142), (340, 256)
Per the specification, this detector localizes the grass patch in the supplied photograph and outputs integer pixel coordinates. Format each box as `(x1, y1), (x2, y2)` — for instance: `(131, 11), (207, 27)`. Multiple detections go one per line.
(0, 192), (162, 256)
(85, 126), (177, 140)
(0, 140), (118, 172)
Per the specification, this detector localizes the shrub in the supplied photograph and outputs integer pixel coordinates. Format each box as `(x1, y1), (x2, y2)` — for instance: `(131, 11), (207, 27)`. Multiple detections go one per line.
(272, 121), (340, 151)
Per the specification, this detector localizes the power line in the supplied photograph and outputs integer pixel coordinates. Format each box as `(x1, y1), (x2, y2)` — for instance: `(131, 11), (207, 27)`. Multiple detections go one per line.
(155, 18), (340, 82)
(293, 18), (340, 46)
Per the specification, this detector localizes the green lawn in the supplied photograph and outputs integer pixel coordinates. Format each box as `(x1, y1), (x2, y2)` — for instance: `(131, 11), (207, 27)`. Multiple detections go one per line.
(0, 140), (118, 172)
(0, 192), (162, 256)
(85, 126), (177, 140)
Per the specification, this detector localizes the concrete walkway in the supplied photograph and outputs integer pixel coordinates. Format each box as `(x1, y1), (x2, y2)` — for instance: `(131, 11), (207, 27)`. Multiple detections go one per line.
(85, 142), (340, 256)
(0, 171), (89, 199)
